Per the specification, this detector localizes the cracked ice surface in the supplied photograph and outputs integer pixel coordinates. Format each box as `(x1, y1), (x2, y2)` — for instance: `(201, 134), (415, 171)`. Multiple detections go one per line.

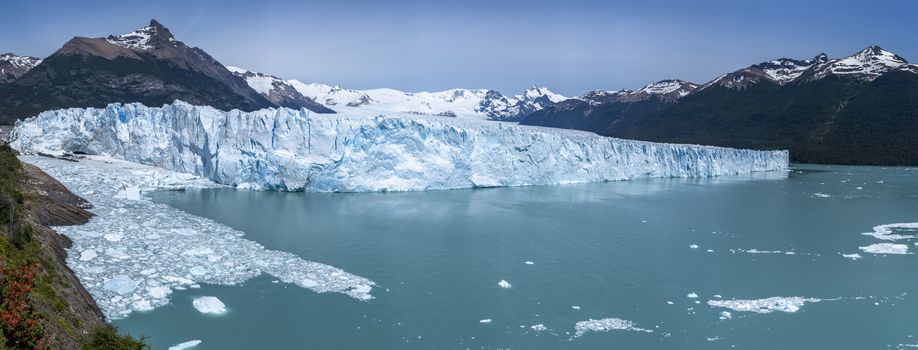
(19, 155), (375, 320)
(11, 101), (788, 192)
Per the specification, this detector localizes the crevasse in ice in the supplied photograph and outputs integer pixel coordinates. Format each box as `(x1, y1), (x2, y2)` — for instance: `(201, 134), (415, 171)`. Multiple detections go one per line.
(11, 101), (788, 192)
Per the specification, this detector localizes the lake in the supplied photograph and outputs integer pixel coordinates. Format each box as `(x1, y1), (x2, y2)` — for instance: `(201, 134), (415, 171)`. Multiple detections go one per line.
(114, 165), (918, 349)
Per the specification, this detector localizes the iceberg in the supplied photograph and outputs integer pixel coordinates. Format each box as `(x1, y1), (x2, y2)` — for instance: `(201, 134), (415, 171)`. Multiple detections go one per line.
(192, 296), (227, 314)
(11, 101), (788, 192)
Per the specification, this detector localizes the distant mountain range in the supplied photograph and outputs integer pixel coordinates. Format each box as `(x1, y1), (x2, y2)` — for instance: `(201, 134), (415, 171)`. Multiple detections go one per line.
(522, 46), (918, 165)
(0, 20), (565, 124)
(1, 20), (916, 164)
(226, 66), (566, 121)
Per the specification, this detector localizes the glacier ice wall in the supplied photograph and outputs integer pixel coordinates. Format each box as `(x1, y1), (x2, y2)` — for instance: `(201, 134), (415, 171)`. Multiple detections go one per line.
(11, 101), (788, 191)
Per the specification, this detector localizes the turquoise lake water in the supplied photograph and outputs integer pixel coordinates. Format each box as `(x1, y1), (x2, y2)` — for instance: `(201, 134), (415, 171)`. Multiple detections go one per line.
(114, 165), (918, 349)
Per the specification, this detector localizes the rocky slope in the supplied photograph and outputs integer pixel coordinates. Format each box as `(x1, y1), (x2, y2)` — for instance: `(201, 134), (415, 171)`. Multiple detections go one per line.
(0, 144), (145, 349)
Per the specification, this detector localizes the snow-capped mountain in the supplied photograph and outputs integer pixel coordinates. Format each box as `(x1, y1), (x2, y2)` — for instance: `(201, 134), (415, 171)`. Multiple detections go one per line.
(226, 66), (333, 113)
(0, 53), (42, 83)
(576, 80), (698, 105)
(701, 54), (828, 90)
(228, 67), (566, 121)
(11, 101), (788, 192)
(622, 80), (699, 102)
(802, 46), (911, 82)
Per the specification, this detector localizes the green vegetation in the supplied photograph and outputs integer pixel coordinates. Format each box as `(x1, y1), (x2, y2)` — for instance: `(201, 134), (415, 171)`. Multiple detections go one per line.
(81, 327), (148, 350)
(0, 144), (148, 349)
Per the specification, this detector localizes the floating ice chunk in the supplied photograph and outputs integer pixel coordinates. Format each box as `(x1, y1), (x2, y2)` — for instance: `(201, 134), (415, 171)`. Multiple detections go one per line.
(189, 266), (206, 276)
(530, 324), (547, 332)
(524, 261), (535, 265)
(666, 301), (674, 305)
(842, 253), (862, 260)
(571, 305), (581, 310)
(498, 280), (511, 288)
(706, 249), (714, 253)
(813, 193), (831, 198)
(719, 311), (732, 320)
(192, 296), (226, 314)
(573, 318), (653, 337)
(114, 186), (142, 200)
(168, 340), (202, 350)
(862, 222), (918, 240)
(860, 243), (909, 255)
(707, 296), (822, 314)
(79, 249), (98, 261)
(103, 275), (139, 295)
(479, 319), (492, 324)
(103, 233), (124, 242)
(689, 244), (699, 249)
(687, 292), (699, 298)
(147, 286), (169, 299)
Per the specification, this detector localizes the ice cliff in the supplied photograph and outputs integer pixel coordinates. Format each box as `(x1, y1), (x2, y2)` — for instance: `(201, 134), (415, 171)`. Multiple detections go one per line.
(11, 101), (788, 192)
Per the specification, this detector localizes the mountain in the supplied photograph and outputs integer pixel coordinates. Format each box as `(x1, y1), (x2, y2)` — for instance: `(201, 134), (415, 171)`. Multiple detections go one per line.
(0, 53), (42, 83)
(520, 79), (697, 131)
(526, 46), (918, 165)
(226, 66), (334, 113)
(284, 80), (565, 121)
(0, 20), (274, 124)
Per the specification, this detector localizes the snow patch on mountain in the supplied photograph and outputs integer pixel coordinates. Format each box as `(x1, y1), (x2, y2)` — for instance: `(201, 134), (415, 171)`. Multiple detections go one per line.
(0, 53), (42, 72)
(11, 101), (788, 192)
(809, 46), (909, 81)
(106, 25), (157, 50)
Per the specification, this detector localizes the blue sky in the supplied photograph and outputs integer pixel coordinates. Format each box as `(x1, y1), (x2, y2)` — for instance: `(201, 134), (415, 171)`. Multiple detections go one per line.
(2, 0), (915, 95)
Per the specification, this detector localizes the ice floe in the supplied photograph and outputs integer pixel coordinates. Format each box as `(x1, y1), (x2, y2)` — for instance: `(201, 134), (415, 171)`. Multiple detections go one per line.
(842, 253), (862, 260)
(573, 318), (653, 337)
(689, 244), (699, 249)
(498, 280), (512, 288)
(19, 155), (376, 320)
(707, 296), (822, 314)
(687, 292), (699, 298)
(479, 319), (492, 324)
(862, 222), (918, 240)
(530, 324), (548, 332)
(168, 340), (202, 350)
(193, 296), (226, 314)
(860, 243), (910, 255)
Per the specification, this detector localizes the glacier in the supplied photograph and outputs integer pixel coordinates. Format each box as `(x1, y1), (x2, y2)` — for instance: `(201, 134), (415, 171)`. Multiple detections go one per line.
(11, 101), (788, 192)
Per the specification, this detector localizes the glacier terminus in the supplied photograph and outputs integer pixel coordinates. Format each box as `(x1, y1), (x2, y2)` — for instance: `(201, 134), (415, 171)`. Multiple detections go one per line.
(11, 101), (788, 192)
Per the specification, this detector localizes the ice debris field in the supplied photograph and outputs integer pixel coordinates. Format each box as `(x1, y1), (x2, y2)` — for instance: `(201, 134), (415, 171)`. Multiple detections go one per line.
(11, 101), (788, 192)
(19, 155), (375, 320)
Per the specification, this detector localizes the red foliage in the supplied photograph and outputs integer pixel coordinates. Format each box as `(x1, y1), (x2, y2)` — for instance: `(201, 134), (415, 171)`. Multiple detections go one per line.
(0, 256), (48, 350)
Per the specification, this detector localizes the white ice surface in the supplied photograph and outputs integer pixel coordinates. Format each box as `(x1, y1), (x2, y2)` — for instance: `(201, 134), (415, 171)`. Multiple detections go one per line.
(860, 243), (909, 255)
(192, 296), (226, 314)
(11, 101), (788, 193)
(498, 280), (512, 289)
(707, 296), (822, 314)
(862, 222), (918, 241)
(18, 155), (375, 320)
(168, 340), (202, 350)
(573, 318), (653, 337)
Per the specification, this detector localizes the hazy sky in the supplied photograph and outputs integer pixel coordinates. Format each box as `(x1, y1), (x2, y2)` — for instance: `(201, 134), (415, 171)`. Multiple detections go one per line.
(2, 0), (915, 95)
